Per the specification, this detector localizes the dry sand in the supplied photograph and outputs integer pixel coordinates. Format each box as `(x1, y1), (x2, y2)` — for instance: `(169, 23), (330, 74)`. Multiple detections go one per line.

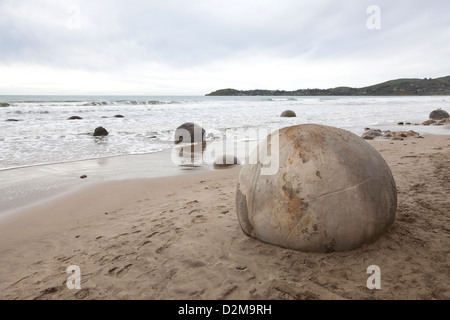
(0, 134), (449, 300)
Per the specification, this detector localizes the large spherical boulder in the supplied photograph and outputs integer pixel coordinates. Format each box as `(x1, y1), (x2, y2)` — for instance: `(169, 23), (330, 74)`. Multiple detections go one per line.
(174, 122), (205, 144)
(236, 124), (397, 252)
(429, 109), (449, 120)
(280, 110), (296, 117)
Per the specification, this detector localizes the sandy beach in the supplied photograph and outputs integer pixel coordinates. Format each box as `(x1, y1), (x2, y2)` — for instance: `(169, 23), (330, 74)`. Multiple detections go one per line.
(0, 134), (449, 300)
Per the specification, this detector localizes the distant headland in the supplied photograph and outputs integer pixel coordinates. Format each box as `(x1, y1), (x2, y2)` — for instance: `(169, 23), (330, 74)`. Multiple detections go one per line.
(205, 76), (450, 96)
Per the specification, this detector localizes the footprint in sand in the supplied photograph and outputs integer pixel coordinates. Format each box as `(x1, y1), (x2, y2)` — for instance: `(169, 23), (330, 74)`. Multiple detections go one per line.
(156, 246), (165, 254)
(181, 259), (206, 268)
(155, 237), (178, 254)
(97, 254), (117, 265)
(146, 231), (159, 239)
(138, 240), (152, 250)
(74, 288), (92, 299)
(108, 264), (132, 278)
(111, 232), (129, 240)
(191, 215), (207, 224)
(218, 284), (238, 299)
(117, 264), (132, 278)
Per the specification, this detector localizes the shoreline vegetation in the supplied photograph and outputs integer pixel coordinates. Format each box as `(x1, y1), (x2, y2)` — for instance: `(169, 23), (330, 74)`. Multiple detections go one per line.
(206, 75), (450, 96)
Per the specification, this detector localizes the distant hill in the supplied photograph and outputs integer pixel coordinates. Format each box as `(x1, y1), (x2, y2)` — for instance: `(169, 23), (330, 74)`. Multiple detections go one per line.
(205, 76), (450, 96)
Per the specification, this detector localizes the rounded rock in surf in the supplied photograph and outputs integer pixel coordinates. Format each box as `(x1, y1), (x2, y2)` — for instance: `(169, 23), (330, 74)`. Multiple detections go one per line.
(280, 110), (296, 117)
(429, 109), (449, 120)
(93, 126), (108, 136)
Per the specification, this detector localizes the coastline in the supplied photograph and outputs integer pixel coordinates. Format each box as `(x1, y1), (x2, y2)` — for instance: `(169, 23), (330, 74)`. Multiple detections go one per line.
(205, 76), (450, 96)
(1, 124), (449, 217)
(0, 134), (449, 299)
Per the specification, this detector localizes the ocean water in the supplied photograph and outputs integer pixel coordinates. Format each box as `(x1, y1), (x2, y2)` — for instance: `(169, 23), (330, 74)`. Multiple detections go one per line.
(0, 95), (449, 170)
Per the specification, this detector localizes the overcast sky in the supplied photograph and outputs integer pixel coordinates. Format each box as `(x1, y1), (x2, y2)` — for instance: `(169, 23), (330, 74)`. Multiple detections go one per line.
(0, 0), (449, 95)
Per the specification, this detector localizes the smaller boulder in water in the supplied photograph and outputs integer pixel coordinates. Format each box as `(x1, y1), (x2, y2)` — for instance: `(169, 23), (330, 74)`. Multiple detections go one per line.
(280, 110), (296, 117)
(93, 126), (108, 136)
(68, 116), (83, 120)
(429, 109), (449, 120)
(174, 122), (205, 144)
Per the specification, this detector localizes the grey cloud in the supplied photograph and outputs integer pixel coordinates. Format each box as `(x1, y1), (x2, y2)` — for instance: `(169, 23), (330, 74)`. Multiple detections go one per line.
(0, 0), (449, 74)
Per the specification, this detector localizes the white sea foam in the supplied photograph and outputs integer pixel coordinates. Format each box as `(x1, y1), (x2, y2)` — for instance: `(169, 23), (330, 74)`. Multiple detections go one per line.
(0, 95), (449, 170)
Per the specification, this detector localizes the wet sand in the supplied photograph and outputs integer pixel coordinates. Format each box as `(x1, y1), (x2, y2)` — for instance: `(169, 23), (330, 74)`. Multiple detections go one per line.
(0, 148), (210, 217)
(0, 134), (449, 300)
